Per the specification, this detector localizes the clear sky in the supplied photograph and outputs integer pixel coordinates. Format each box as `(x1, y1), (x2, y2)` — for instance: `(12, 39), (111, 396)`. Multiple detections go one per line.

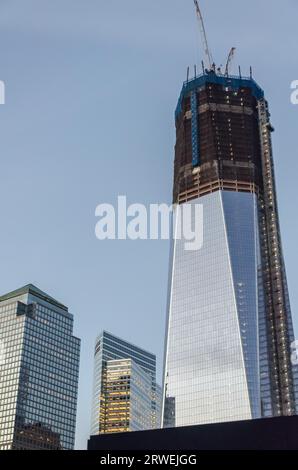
(0, 0), (297, 450)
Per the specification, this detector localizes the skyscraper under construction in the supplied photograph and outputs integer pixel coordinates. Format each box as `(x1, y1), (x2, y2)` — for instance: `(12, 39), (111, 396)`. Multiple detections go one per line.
(162, 60), (298, 426)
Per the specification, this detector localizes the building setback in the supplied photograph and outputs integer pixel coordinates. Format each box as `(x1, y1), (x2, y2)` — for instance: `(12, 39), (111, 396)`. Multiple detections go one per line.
(0, 284), (80, 450)
(162, 70), (298, 427)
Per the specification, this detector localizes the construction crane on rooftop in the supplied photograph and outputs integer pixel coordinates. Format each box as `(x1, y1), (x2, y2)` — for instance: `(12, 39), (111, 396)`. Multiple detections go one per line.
(193, 1), (237, 76)
(193, 0), (214, 70)
(225, 47), (236, 76)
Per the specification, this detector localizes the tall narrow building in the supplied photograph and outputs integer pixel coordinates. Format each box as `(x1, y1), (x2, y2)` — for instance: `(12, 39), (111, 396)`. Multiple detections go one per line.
(0, 285), (81, 450)
(90, 331), (161, 435)
(162, 70), (298, 428)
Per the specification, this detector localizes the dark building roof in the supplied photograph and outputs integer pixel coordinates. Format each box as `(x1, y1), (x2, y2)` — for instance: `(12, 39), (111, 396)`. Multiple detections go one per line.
(0, 284), (68, 312)
(88, 415), (298, 451)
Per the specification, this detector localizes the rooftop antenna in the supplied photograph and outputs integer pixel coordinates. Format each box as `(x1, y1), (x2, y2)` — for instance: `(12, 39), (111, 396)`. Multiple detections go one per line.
(193, 0), (214, 70)
(201, 60), (205, 75)
(225, 47), (236, 76)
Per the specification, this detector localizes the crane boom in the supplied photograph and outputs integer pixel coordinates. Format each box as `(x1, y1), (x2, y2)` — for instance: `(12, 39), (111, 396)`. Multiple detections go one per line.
(193, 0), (213, 69)
(225, 47), (236, 76)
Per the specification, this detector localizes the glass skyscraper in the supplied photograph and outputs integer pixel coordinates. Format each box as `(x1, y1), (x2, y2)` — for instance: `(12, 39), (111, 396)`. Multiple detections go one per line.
(90, 331), (161, 435)
(0, 284), (80, 450)
(162, 71), (298, 428)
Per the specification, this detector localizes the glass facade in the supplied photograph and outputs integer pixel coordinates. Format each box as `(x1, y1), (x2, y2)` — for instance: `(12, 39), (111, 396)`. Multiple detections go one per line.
(163, 71), (298, 426)
(0, 285), (80, 450)
(155, 383), (162, 429)
(99, 358), (153, 433)
(91, 331), (160, 435)
(163, 191), (262, 427)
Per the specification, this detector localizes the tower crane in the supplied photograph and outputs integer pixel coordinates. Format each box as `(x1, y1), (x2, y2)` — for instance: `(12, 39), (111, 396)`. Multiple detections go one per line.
(193, 0), (214, 70)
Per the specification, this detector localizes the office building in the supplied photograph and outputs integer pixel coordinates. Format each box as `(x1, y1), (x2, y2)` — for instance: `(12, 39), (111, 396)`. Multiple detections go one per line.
(90, 331), (160, 435)
(99, 358), (153, 433)
(0, 284), (80, 450)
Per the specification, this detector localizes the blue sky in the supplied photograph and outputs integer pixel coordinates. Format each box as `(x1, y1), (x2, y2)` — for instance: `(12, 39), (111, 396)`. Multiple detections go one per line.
(0, 0), (297, 449)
